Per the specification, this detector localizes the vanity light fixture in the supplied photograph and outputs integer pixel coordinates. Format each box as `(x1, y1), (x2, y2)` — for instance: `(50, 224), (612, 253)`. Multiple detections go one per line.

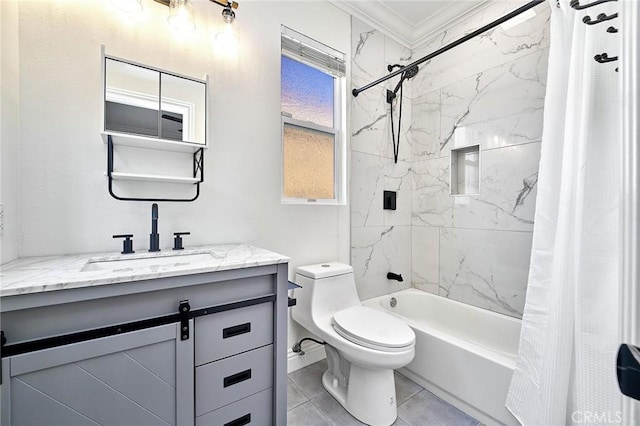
(153, 0), (239, 33)
(110, 0), (143, 13)
(215, 4), (238, 47)
(221, 4), (235, 24)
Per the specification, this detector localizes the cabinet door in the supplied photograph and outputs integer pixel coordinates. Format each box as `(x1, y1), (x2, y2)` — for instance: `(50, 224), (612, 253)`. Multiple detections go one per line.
(2, 321), (194, 426)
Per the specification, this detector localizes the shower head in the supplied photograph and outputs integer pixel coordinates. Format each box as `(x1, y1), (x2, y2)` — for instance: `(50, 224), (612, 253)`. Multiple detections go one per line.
(387, 63), (420, 81)
(402, 65), (419, 80)
(387, 64), (420, 103)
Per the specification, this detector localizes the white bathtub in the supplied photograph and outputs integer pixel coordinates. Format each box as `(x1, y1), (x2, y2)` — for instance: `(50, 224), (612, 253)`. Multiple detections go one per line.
(363, 288), (521, 426)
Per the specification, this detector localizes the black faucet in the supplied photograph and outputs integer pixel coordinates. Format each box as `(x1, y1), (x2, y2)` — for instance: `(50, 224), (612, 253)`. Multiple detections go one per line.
(149, 203), (160, 252)
(387, 272), (403, 282)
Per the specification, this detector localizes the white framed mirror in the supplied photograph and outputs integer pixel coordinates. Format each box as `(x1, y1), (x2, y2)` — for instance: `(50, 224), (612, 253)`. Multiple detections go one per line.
(104, 56), (207, 146)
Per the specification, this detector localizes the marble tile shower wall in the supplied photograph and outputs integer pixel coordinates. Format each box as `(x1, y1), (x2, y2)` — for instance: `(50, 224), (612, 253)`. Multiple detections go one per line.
(351, 17), (413, 300)
(350, 4), (551, 317)
(411, 4), (551, 318)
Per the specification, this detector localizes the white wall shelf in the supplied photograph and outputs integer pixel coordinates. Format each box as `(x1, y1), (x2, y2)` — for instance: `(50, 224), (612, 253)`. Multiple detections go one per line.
(105, 134), (204, 202)
(108, 172), (200, 184)
(101, 132), (207, 154)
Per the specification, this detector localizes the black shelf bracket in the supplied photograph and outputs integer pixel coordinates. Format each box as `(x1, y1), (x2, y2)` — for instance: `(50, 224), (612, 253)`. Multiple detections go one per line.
(107, 135), (204, 202)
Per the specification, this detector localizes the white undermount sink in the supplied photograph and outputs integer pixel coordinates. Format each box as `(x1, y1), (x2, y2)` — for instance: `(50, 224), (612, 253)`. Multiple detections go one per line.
(81, 253), (215, 272)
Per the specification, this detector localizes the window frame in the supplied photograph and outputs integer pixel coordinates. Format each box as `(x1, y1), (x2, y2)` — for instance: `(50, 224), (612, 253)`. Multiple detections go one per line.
(280, 53), (345, 205)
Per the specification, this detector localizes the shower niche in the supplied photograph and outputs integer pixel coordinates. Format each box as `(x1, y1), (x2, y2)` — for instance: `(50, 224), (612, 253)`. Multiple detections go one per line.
(450, 145), (480, 196)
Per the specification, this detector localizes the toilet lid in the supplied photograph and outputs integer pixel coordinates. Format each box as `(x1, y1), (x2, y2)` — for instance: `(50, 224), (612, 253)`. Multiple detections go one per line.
(332, 306), (415, 352)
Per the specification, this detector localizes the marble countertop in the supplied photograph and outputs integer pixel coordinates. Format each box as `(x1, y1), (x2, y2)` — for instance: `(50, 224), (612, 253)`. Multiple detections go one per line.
(0, 244), (289, 298)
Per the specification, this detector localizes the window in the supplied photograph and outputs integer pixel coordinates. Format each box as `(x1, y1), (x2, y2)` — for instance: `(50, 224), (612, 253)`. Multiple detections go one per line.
(281, 26), (346, 204)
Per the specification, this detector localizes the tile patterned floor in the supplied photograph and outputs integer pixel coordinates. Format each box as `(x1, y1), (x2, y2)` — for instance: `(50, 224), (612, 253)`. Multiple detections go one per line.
(287, 359), (481, 426)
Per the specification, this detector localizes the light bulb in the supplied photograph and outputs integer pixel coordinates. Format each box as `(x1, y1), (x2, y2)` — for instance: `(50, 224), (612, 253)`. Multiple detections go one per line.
(168, 0), (196, 32)
(215, 22), (239, 55)
(214, 6), (238, 54)
(221, 6), (235, 24)
(110, 0), (142, 13)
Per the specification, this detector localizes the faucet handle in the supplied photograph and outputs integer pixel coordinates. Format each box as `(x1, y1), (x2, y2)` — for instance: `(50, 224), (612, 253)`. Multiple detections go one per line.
(113, 234), (134, 254)
(173, 232), (190, 251)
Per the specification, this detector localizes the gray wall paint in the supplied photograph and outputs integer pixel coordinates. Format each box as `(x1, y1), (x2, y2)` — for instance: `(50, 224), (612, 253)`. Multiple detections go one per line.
(1, 0), (21, 264)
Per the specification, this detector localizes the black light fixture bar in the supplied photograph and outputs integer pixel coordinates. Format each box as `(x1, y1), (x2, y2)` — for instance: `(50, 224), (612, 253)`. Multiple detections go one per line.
(352, 0), (545, 97)
(213, 0), (238, 10)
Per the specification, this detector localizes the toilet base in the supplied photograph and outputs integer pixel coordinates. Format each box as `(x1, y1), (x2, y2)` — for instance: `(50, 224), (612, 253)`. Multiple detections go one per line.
(322, 365), (397, 426)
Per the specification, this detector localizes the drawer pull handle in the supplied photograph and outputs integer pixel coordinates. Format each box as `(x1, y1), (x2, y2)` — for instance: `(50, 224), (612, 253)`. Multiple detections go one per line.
(224, 413), (251, 426)
(224, 369), (252, 388)
(223, 322), (251, 339)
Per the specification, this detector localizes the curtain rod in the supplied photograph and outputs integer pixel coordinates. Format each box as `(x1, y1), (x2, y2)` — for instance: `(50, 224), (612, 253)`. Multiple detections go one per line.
(351, 0), (546, 97)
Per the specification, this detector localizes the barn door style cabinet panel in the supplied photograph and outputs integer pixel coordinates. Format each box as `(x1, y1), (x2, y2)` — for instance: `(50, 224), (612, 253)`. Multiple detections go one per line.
(5, 322), (193, 425)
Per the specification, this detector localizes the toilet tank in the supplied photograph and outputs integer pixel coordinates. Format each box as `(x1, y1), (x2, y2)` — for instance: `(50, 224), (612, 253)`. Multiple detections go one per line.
(292, 262), (361, 333)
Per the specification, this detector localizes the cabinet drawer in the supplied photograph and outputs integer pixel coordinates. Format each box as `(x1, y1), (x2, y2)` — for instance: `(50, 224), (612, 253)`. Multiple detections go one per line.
(195, 388), (272, 426)
(195, 301), (273, 366)
(196, 345), (273, 416)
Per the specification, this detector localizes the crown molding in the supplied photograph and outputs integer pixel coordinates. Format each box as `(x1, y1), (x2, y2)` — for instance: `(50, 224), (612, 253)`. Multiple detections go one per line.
(329, 0), (493, 49)
(328, 0), (414, 48)
(412, 0), (492, 48)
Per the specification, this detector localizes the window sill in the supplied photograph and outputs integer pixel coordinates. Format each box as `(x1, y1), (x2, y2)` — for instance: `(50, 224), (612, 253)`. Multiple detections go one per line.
(281, 198), (342, 206)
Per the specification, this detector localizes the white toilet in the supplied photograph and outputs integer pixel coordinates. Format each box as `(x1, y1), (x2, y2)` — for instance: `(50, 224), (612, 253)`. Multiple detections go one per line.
(292, 262), (415, 426)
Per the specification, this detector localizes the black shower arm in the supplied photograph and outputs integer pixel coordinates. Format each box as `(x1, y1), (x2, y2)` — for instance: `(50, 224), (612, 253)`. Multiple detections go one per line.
(388, 63), (406, 96)
(352, 0), (545, 97)
(391, 78), (404, 97)
(386, 64), (412, 98)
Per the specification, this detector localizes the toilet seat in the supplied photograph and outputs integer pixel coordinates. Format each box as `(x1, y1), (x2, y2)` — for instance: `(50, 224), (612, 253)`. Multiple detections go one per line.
(332, 306), (415, 352)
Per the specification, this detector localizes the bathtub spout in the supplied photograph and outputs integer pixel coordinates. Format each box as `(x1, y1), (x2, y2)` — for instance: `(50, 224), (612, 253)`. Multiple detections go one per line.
(387, 272), (403, 282)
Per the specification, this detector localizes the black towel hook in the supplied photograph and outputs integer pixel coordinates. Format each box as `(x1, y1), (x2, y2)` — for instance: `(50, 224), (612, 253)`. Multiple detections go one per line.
(570, 0), (616, 10)
(583, 12), (618, 25)
(594, 53), (618, 63)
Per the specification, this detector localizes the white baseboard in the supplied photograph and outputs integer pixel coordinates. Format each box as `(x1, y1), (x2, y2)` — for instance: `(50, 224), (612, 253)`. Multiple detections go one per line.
(287, 342), (326, 373)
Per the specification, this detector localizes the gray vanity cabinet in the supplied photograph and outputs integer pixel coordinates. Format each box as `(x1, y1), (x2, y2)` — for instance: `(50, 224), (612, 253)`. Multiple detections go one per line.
(2, 322), (194, 426)
(0, 262), (289, 426)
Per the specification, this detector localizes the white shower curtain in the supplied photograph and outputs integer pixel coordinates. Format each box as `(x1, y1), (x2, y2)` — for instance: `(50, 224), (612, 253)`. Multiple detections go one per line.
(505, 0), (622, 425)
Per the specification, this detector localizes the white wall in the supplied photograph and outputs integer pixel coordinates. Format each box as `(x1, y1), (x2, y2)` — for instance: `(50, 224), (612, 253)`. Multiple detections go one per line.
(3, 0), (351, 366)
(1, 0), (21, 264)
